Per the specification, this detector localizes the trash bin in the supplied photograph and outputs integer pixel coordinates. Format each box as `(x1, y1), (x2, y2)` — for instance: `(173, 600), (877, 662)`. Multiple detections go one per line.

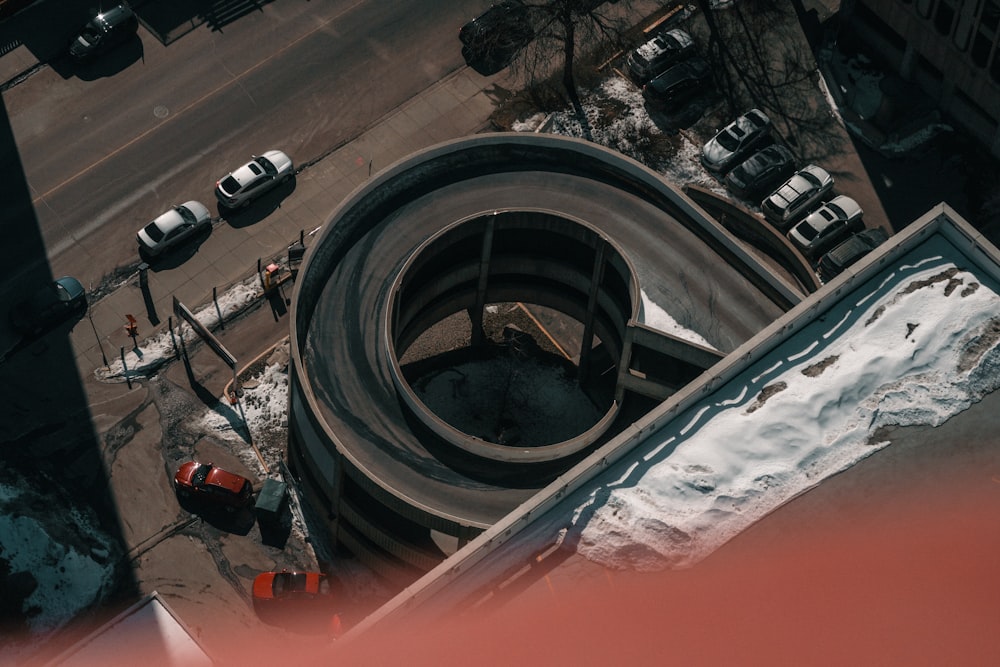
(255, 478), (287, 520)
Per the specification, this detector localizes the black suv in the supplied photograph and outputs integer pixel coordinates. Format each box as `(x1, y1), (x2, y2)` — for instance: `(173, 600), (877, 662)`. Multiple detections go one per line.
(627, 28), (696, 83)
(642, 57), (711, 112)
(69, 2), (138, 60)
(724, 144), (797, 201)
(817, 227), (889, 281)
(460, 1), (534, 75)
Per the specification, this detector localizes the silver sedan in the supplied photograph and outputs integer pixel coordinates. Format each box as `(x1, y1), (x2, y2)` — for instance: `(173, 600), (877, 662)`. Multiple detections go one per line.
(214, 150), (294, 209)
(137, 200), (212, 257)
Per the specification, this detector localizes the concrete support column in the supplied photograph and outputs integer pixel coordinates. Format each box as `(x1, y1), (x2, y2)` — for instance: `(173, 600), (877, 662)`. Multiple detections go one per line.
(614, 325), (636, 404)
(471, 214), (496, 347)
(578, 240), (606, 384)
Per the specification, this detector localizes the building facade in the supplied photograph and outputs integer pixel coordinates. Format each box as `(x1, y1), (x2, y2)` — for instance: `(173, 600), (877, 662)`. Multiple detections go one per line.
(848, 0), (1000, 156)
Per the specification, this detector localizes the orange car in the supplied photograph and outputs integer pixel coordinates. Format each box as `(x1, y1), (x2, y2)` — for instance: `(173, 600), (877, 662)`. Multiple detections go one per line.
(173, 461), (253, 510)
(253, 570), (331, 602)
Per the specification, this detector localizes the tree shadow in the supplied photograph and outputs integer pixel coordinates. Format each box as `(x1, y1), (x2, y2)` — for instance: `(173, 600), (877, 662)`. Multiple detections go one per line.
(645, 93), (719, 134)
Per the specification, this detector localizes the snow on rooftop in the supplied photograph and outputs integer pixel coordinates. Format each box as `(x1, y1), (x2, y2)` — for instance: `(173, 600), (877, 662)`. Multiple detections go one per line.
(564, 235), (1000, 571)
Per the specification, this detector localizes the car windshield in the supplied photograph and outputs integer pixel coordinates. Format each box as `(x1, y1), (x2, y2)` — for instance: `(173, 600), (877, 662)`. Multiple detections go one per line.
(797, 220), (821, 240)
(142, 221), (166, 242)
(220, 175), (240, 193)
(176, 205), (196, 224)
(273, 572), (308, 596)
(715, 129), (742, 152)
(80, 26), (102, 44)
(289, 572), (308, 591)
(53, 283), (73, 302)
(827, 202), (846, 219)
(257, 157), (277, 175)
(192, 464), (212, 486)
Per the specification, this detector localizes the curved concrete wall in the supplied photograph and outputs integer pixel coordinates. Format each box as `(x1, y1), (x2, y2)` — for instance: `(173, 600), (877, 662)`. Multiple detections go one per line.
(288, 133), (801, 577)
(384, 208), (637, 464)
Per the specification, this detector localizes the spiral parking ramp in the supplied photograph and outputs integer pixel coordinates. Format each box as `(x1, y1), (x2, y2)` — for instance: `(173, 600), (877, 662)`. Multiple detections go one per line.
(288, 133), (790, 582)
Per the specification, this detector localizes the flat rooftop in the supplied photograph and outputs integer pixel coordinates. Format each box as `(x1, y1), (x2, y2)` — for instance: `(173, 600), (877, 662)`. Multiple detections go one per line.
(340, 203), (1000, 662)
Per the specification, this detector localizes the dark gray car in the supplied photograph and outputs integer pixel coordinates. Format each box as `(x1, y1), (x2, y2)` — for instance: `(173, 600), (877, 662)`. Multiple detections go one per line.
(68, 3), (138, 61)
(700, 109), (772, 176)
(724, 144), (797, 201)
(817, 227), (890, 281)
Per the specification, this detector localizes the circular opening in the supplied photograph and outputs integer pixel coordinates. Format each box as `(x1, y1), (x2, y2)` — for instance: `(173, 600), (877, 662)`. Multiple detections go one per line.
(400, 303), (607, 448)
(383, 209), (639, 465)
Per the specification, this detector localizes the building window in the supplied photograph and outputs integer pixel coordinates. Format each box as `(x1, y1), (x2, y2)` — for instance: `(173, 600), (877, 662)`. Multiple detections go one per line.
(971, 31), (992, 65)
(857, 1), (909, 51)
(918, 52), (945, 82)
(953, 1), (979, 50)
(982, 0), (1000, 31)
(935, 1), (956, 35)
(955, 87), (999, 129)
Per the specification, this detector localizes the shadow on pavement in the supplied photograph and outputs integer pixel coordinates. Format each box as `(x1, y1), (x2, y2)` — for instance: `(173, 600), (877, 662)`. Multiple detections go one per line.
(218, 178), (297, 228)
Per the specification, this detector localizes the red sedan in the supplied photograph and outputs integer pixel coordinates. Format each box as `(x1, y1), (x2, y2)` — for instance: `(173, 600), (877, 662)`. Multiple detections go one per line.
(253, 570), (331, 602)
(173, 461), (253, 510)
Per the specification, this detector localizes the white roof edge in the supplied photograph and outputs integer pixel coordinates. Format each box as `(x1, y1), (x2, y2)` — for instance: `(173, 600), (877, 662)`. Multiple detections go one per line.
(46, 591), (215, 666)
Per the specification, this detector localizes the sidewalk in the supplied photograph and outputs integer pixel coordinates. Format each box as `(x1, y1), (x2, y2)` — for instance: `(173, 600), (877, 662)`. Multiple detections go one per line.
(69, 65), (500, 378)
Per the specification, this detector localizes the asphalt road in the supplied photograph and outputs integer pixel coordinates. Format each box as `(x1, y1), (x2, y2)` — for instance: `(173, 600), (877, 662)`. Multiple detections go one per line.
(1, 0), (484, 292)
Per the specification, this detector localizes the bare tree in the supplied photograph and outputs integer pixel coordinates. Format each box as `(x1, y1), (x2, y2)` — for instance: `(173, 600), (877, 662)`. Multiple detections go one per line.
(692, 0), (839, 157)
(512, 1), (635, 107)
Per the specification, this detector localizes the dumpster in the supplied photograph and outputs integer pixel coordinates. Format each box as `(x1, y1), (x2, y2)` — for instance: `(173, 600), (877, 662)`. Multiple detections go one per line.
(255, 478), (287, 520)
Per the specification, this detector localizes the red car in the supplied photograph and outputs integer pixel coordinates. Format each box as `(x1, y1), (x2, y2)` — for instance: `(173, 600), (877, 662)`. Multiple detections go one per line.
(173, 461), (253, 510)
(253, 570), (331, 603)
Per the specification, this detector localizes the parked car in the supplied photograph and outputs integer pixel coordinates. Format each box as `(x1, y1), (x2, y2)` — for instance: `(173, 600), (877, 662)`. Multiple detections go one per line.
(459, 1), (534, 75)
(724, 144), (797, 201)
(68, 2), (138, 61)
(253, 570), (332, 605)
(700, 108), (772, 176)
(137, 201), (212, 257)
(9, 276), (87, 336)
(174, 461), (253, 510)
(817, 226), (889, 281)
(642, 56), (711, 112)
(627, 28), (696, 83)
(214, 150), (294, 209)
(760, 164), (834, 230)
(788, 195), (865, 259)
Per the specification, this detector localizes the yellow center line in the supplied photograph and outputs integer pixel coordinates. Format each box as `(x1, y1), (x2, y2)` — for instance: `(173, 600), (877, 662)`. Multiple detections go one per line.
(32, 10), (348, 204)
